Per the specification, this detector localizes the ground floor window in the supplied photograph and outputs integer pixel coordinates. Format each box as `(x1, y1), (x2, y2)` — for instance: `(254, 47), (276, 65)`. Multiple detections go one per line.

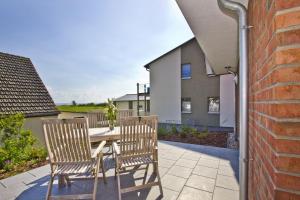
(129, 101), (133, 109)
(208, 97), (220, 114)
(138, 104), (143, 111)
(182, 98), (192, 113)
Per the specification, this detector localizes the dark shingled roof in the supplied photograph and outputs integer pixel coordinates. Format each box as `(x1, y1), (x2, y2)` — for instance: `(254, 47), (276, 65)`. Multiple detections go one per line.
(0, 52), (59, 117)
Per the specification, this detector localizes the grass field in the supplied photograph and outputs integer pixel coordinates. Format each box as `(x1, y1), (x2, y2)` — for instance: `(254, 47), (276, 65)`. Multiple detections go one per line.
(56, 105), (106, 113)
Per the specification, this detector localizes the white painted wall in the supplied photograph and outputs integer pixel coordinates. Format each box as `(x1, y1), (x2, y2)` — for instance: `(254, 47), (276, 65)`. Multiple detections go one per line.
(116, 101), (129, 111)
(149, 49), (181, 123)
(115, 101), (147, 116)
(24, 115), (58, 146)
(220, 74), (235, 127)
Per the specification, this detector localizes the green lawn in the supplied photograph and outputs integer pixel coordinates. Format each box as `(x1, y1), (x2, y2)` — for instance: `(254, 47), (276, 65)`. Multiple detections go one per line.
(56, 105), (106, 113)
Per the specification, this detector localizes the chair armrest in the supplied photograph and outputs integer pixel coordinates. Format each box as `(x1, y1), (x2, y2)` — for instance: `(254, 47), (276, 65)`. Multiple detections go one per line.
(153, 146), (158, 161)
(112, 142), (120, 155)
(92, 141), (106, 158)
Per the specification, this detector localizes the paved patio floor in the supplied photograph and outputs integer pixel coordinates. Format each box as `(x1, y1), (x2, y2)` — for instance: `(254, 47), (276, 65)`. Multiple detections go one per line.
(0, 141), (239, 200)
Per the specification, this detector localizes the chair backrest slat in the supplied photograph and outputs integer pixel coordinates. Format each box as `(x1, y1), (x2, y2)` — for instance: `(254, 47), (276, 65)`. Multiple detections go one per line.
(42, 118), (92, 164)
(119, 116), (157, 158)
(87, 112), (108, 128)
(116, 110), (134, 125)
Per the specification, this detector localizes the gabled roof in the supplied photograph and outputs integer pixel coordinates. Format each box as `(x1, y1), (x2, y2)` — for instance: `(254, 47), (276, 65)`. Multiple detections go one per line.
(114, 94), (150, 102)
(176, 0), (249, 74)
(144, 37), (195, 69)
(0, 52), (59, 117)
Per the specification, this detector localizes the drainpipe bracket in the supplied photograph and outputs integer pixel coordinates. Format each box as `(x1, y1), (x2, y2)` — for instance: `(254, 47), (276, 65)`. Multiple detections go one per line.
(242, 25), (253, 29)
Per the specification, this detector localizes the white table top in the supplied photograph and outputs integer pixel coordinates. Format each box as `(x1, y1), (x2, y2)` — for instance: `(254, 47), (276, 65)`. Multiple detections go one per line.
(88, 127), (120, 142)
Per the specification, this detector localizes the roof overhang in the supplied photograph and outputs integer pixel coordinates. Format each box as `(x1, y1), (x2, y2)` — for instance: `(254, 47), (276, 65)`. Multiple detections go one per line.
(176, 0), (248, 74)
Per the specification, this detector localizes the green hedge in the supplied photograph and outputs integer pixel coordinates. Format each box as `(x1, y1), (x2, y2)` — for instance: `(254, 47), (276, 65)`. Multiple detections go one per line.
(0, 114), (47, 173)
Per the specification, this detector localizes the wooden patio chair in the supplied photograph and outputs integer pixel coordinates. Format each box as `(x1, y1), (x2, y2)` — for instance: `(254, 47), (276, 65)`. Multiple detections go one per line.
(42, 118), (107, 200)
(113, 116), (163, 200)
(87, 111), (109, 128)
(116, 109), (134, 125)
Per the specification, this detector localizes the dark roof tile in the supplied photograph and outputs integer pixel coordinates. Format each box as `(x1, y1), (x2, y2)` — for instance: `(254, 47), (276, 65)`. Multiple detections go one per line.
(0, 52), (59, 117)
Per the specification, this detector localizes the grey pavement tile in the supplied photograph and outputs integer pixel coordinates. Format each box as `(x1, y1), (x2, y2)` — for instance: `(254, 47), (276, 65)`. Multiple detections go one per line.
(134, 166), (169, 178)
(0, 172), (35, 187)
(197, 158), (219, 169)
(216, 175), (239, 191)
(141, 186), (179, 200)
(175, 159), (197, 169)
(192, 165), (218, 179)
(218, 165), (236, 177)
(158, 159), (176, 168)
(181, 151), (202, 161)
(185, 174), (215, 193)
(0, 181), (5, 188)
(134, 165), (169, 178)
(158, 166), (169, 178)
(159, 152), (182, 161)
(213, 187), (239, 200)
(167, 165), (192, 179)
(1, 182), (30, 200)
(177, 186), (212, 200)
(161, 174), (186, 192)
(27, 164), (51, 177)
(201, 154), (220, 161)
(219, 159), (232, 167)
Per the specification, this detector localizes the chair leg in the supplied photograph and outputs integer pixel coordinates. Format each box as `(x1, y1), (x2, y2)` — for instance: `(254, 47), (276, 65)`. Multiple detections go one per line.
(116, 170), (122, 200)
(112, 143), (115, 160)
(46, 174), (54, 200)
(93, 170), (99, 200)
(100, 155), (107, 184)
(58, 175), (66, 188)
(143, 164), (149, 184)
(65, 175), (71, 186)
(154, 162), (163, 197)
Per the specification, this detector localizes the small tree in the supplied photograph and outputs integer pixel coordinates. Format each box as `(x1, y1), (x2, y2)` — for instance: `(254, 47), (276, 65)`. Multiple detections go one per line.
(72, 100), (77, 106)
(106, 99), (117, 130)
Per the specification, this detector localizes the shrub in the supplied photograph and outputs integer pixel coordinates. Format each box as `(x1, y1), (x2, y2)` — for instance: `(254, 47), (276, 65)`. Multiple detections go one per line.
(181, 125), (197, 135)
(180, 132), (187, 138)
(158, 127), (169, 138)
(194, 132), (208, 139)
(0, 113), (47, 173)
(171, 125), (178, 134)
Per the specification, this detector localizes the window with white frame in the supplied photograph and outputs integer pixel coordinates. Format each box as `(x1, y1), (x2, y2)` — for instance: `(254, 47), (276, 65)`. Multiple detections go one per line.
(182, 98), (192, 113)
(208, 97), (220, 114)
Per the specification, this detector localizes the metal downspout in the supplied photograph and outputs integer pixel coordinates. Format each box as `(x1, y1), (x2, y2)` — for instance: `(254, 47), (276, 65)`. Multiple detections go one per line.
(217, 0), (248, 200)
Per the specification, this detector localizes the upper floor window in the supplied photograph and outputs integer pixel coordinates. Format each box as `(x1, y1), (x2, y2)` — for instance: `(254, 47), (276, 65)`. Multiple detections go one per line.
(181, 63), (191, 79)
(208, 97), (220, 114)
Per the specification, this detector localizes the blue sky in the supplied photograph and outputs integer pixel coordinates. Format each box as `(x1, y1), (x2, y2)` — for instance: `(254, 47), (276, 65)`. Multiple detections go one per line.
(0, 0), (193, 104)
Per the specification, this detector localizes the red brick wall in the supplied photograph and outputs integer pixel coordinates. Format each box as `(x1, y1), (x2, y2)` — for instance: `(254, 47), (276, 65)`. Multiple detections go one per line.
(248, 0), (300, 199)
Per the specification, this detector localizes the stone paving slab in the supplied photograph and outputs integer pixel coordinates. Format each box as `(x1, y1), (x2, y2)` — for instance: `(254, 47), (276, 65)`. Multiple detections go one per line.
(178, 186), (212, 200)
(1, 141), (239, 200)
(197, 158), (220, 169)
(186, 174), (215, 193)
(192, 165), (218, 179)
(216, 174), (239, 191)
(167, 165), (192, 179)
(213, 187), (239, 200)
(161, 174), (187, 192)
(175, 158), (197, 169)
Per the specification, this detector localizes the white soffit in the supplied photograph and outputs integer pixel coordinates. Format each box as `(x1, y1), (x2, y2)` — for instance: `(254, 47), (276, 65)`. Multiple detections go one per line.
(176, 0), (248, 74)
